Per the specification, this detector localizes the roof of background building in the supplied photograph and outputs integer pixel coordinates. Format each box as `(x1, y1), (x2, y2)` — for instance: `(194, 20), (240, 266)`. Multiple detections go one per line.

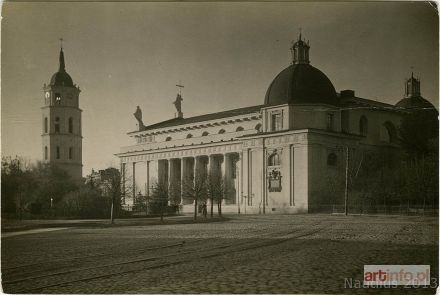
(339, 95), (396, 110)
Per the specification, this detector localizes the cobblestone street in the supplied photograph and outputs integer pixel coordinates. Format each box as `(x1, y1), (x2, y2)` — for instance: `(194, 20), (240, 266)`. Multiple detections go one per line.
(1, 214), (438, 294)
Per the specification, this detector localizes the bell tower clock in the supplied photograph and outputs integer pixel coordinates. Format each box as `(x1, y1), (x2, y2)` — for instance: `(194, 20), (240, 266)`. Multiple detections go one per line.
(42, 45), (83, 180)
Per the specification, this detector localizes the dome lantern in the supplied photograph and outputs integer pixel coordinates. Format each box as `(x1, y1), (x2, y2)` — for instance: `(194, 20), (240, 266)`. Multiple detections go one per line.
(290, 33), (310, 65)
(396, 72), (437, 113)
(405, 72), (421, 98)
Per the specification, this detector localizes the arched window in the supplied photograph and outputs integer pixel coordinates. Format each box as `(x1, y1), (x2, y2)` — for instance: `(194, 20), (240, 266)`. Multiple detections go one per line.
(235, 126), (244, 132)
(202, 131), (209, 136)
(381, 121), (397, 143)
(69, 147), (73, 160)
(218, 129), (226, 134)
(255, 123), (262, 132)
(327, 153), (337, 166)
(44, 146), (48, 160)
(44, 117), (48, 133)
(55, 117), (60, 133)
(186, 134), (193, 138)
(68, 117), (73, 133)
(56, 146), (60, 159)
(165, 136), (172, 141)
(55, 93), (61, 104)
(268, 152), (280, 166)
(359, 116), (368, 136)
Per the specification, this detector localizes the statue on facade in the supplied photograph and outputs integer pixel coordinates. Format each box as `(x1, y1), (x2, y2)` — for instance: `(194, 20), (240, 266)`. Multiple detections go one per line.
(173, 94), (183, 118)
(133, 106), (145, 131)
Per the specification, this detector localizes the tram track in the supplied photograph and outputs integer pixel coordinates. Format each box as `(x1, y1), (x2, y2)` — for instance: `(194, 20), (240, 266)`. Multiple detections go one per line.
(2, 224), (276, 277)
(5, 222), (326, 293)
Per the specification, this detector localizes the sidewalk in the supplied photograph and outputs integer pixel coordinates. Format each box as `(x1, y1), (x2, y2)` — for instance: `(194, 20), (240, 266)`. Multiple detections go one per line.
(1, 214), (228, 233)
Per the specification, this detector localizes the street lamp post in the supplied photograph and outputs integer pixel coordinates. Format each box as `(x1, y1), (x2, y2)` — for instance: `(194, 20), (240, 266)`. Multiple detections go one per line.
(243, 195), (247, 214)
(344, 146), (349, 216)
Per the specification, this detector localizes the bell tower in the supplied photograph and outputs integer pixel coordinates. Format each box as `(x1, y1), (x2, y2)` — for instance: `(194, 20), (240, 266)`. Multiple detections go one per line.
(41, 45), (83, 180)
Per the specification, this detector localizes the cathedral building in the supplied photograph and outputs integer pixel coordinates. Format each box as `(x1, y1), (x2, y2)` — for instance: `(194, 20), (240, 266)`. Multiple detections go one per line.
(116, 34), (436, 214)
(41, 47), (83, 180)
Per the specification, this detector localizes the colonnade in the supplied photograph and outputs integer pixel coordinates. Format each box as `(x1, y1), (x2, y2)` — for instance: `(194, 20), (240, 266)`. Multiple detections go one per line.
(121, 152), (240, 208)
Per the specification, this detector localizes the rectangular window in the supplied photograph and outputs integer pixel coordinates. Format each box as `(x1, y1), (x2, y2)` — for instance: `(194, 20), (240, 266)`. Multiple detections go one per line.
(69, 147), (73, 160)
(56, 146), (60, 159)
(326, 113), (334, 131)
(271, 112), (282, 131)
(55, 117), (60, 133)
(68, 118), (73, 133)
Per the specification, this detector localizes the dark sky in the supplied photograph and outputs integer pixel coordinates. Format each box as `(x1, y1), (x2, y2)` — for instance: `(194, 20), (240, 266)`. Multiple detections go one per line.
(2, 2), (438, 174)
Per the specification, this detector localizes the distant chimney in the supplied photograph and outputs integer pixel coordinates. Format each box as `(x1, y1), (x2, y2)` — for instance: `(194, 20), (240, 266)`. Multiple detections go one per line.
(340, 90), (355, 98)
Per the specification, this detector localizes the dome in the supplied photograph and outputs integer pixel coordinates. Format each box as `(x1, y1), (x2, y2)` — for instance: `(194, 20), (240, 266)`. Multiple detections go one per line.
(264, 63), (338, 106)
(395, 96), (436, 111)
(396, 73), (438, 114)
(50, 71), (74, 87)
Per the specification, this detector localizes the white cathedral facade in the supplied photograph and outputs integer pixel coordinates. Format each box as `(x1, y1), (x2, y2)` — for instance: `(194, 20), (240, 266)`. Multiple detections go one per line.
(116, 34), (434, 214)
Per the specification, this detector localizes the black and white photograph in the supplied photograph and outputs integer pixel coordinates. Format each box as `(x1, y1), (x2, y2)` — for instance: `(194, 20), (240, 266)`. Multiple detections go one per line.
(1, 1), (439, 294)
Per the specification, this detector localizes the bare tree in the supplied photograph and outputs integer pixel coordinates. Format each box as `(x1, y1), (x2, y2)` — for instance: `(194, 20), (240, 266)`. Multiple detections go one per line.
(150, 181), (169, 222)
(95, 167), (134, 224)
(182, 172), (207, 221)
(206, 171), (225, 217)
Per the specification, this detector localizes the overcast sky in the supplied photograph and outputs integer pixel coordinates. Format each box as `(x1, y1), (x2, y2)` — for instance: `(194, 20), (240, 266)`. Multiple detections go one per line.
(2, 2), (438, 174)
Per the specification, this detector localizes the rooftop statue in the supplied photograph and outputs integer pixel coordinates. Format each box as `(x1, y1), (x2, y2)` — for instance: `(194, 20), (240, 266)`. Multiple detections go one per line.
(133, 106), (145, 131)
(173, 94), (183, 118)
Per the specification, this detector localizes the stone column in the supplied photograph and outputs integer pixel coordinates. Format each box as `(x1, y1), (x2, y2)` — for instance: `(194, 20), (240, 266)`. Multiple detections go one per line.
(181, 157), (194, 205)
(222, 154), (227, 205)
(242, 149), (250, 207)
(121, 162), (126, 205)
(169, 159), (181, 205)
(193, 156), (198, 185)
(180, 158), (184, 205)
(158, 159), (168, 188)
(132, 162), (136, 206)
(166, 159), (172, 199)
(206, 155), (210, 177)
(193, 156), (198, 205)
(207, 155), (214, 206)
(146, 161), (150, 198)
(228, 153), (239, 206)
(237, 153), (242, 211)
(167, 159), (172, 194)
